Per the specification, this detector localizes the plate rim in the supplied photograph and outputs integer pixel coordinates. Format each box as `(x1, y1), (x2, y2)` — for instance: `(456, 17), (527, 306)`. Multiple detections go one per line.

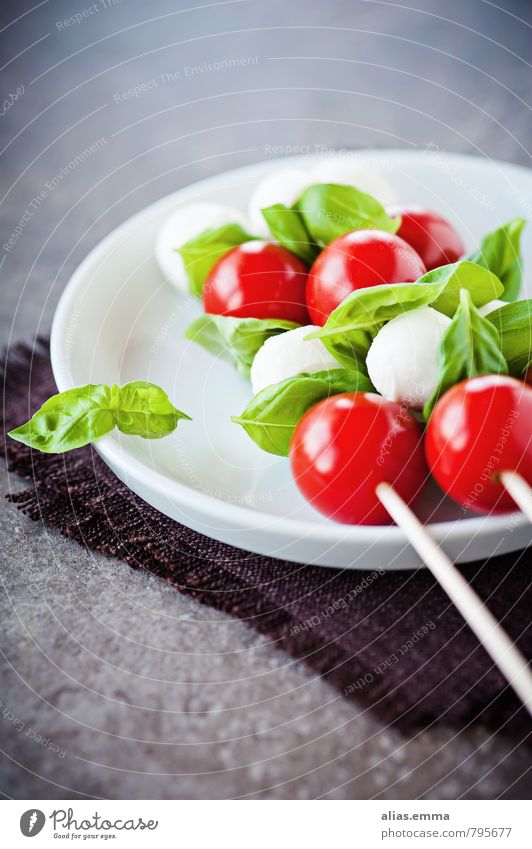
(50, 149), (528, 550)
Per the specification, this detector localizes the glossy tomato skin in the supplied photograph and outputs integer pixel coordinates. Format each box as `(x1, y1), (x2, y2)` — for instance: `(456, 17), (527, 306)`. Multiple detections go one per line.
(203, 240), (309, 323)
(306, 230), (426, 326)
(387, 205), (465, 271)
(290, 392), (428, 524)
(425, 375), (532, 514)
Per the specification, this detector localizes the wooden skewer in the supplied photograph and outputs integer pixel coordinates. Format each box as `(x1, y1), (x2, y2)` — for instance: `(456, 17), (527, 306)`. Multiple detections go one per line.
(376, 481), (532, 717)
(500, 470), (532, 523)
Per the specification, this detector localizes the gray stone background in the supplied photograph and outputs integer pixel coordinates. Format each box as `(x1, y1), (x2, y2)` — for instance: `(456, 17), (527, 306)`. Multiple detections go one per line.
(1, 0), (531, 799)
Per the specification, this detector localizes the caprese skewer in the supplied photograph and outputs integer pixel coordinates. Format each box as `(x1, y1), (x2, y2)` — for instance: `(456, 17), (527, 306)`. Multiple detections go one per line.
(162, 164), (530, 524)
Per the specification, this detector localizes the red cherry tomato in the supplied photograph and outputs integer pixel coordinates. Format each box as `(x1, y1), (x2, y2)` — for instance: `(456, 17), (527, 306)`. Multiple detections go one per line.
(203, 240), (309, 323)
(425, 375), (532, 514)
(306, 230), (426, 326)
(387, 205), (465, 271)
(290, 392), (428, 524)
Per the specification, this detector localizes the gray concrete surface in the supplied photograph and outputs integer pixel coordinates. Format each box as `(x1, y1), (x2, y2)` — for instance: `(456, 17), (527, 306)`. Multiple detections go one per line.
(1, 0), (531, 799)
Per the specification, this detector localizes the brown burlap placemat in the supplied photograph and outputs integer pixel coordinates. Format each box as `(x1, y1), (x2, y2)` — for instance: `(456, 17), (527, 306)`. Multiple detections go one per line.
(2, 339), (531, 733)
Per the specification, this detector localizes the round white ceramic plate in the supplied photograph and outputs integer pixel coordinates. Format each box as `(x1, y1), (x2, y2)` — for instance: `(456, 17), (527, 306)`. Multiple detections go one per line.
(51, 150), (531, 569)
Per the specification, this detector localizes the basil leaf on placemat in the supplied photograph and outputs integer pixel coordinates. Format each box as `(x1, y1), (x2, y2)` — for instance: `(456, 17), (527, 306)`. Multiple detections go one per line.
(467, 217), (526, 301)
(423, 289), (508, 419)
(8, 384), (115, 453)
(232, 368), (373, 456)
(115, 381), (191, 437)
(260, 203), (319, 265)
(295, 183), (400, 246)
(177, 223), (255, 298)
(486, 299), (532, 375)
(185, 313), (300, 377)
(9, 381), (190, 453)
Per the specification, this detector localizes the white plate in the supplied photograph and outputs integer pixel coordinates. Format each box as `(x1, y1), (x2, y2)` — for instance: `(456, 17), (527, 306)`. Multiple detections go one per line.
(51, 150), (531, 569)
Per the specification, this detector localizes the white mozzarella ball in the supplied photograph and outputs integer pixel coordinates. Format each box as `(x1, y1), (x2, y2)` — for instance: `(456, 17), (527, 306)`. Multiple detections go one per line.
(310, 157), (396, 206)
(155, 202), (248, 294)
(478, 299), (507, 316)
(366, 306), (452, 409)
(250, 325), (341, 395)
(248, 169), (312, 237)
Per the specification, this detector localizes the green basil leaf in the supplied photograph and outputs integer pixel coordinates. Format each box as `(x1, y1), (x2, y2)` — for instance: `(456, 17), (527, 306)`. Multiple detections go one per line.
(295, 183), (400, 247)
(466, 217), (526, 301)
(232, 368), (374, 456)
(260, 204), (319, 265)
(308, 281), (446, 369)
(115, 381), (191, 437)
(185, 314), (300, 378)
(8, 384), (115, 453)
(499, 259), (522, 302)
(309, 327), (374, 373)
(423, 289), (508, 419)
(177, 223), (255, 298)
(422, 261), (503, 317)
(485, 299), (532, 375)
(9, 382), (191, 453)
(309, 260), (504, 370)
